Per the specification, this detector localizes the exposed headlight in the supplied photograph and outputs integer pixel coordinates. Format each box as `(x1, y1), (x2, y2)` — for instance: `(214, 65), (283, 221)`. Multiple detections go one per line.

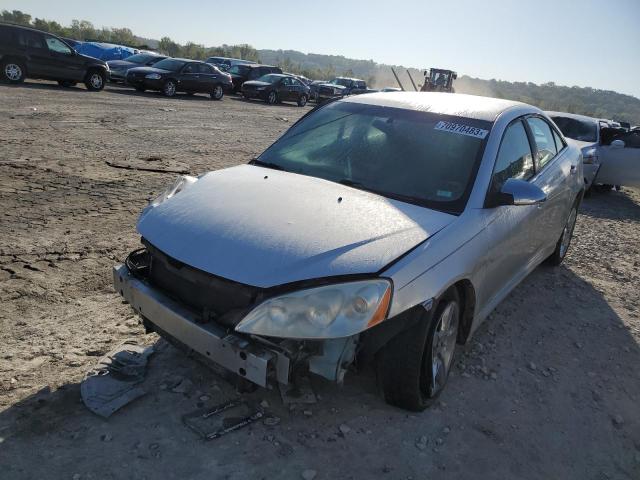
(145, 73), (161, 80)
(149, 175), (197, 207)
(235, 279), (392, 339)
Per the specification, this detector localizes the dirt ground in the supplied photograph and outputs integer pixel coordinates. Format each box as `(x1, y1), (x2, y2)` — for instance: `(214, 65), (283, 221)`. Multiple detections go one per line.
(0, 81), (639, 480)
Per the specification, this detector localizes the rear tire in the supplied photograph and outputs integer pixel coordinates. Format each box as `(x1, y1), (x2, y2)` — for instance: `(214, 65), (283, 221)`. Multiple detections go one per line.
(211, 84), (224, 100)
(545, 202), (578, 266)
(377, 288), (461, 411)
(162, 79), (177, 97)
(297, 94), (308, 107)
(84, 70), (105, 91)
(2, 60), (26, 84)
(266, 91), (277, 105)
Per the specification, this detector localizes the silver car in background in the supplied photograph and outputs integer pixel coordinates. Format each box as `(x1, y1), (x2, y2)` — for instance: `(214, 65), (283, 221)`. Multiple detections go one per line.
(547, 111), (602, 190)
(549, 111), (640, 189)
(114, 93), (583, 411)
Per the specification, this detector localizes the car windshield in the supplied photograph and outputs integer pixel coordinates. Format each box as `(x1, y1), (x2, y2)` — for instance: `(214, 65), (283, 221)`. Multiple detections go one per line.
(551, 116), (598, 142)
(330, 78), (352, 87)
(257, 74), (282, 84)
(229, 65), (250, 75)
(152, 59), (186, 72)
(255, 102), (491, 214)
(125, 53), (159, 64)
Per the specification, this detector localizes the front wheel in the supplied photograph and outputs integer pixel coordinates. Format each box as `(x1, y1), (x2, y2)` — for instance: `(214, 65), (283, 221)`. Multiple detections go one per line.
(211, 84), (224, 100)
(84, 70), (105, 91)
(266, 91), (277, 105)
(162, 79), (177, 97)
(545, 204), (578, 266)
(2, 60), (26, 84)
(377, 288), (461, 411)
(297, 94), (308, 107)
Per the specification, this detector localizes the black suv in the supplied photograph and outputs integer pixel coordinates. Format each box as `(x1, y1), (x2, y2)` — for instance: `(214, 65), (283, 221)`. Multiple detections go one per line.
(228, 64), (282, 93)
(0, 23), (109, 91)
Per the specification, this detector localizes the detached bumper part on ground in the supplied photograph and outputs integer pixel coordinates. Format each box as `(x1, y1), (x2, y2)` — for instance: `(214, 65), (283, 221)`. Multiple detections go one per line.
(113, 263), (358, 388)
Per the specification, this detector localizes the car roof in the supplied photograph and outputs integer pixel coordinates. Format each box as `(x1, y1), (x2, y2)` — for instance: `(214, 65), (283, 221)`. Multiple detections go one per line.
(342, 92), (529, 122)
(334, 77), (363, 81)
(546, 111), (599, 123)
(0, 22), (47, 34)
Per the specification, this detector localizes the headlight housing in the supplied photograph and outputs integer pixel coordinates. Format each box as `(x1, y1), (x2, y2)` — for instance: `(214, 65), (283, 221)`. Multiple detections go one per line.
(145, 73), (161, 80)
(235, 279), (392, 339)
(149, 175), (197, 207)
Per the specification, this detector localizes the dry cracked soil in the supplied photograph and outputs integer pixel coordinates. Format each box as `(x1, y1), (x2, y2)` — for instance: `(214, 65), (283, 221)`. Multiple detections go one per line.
(0, 81), (639, 480)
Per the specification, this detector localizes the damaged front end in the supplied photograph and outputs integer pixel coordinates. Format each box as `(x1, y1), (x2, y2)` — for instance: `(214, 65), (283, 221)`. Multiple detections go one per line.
(114, 245), (381, 388)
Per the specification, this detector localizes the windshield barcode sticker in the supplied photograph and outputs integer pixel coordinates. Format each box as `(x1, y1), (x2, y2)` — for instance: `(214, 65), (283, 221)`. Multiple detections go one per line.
(434, 121), (489, 139)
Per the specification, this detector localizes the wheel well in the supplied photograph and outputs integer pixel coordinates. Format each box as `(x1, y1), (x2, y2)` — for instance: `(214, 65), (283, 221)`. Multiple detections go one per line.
(452, 280), (476, 344)
(2, 56), (27, 69)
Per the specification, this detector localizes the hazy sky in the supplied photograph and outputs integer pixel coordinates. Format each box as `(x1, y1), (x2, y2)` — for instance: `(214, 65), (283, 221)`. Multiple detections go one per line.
(3, 0), (639, 97)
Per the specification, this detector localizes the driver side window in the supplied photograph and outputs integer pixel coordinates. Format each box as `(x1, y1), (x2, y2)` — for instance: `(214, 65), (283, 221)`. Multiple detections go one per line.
(45, 36), (72, 55)
(492, 120), (534, 190)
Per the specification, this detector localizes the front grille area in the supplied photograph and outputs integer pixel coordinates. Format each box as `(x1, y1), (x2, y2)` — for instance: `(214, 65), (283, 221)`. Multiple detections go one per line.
(319, 86), (334, 96)
(141, 240), (263, 327)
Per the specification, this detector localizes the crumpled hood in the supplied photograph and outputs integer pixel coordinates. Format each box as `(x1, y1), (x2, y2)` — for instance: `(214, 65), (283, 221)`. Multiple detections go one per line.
(137, 165), (455, 288)
(319, 83), (346, 90)
(107, 59), (135, 69)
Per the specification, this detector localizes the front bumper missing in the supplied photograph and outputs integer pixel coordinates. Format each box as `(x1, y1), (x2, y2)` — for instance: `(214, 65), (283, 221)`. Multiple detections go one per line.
(113, 264), (290, 387)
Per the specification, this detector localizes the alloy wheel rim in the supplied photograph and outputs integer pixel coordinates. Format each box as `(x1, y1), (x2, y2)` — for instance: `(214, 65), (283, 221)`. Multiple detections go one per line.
(269, 92), (276, 103)
(300, 95), (307, 106)
(90, 73), (102, 89)
(166, 82), (175, 96)
(214, 86), (223, 98)
(559, 208), (577, 258)
(5, 64), (21, 81)
(429, 302), (459, 396)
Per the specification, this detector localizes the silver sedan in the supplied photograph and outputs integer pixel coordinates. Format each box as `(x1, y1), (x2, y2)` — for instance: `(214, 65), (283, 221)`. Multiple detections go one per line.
(114, 92), (583, 411)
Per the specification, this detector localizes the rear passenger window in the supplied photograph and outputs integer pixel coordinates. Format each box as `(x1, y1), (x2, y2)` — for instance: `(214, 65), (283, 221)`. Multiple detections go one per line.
(18, 31), (45, 49)
(492, 120), (534, 188)
(527, 117), (558, 169)
(183, 64), (197, 73)
(198, 64), (213, 74)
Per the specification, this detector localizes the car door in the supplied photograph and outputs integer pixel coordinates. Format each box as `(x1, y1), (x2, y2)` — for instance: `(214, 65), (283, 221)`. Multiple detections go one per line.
(179, 63), (199, 92)
(524, 116), (575, 249)
(196, 63), (218, 93)
(16, 29), (50, 77)
(475, 118), (543, 309)
(43, 35), (85, 80)
(597, 130), (640, 187)
(279, 77), (294, 101)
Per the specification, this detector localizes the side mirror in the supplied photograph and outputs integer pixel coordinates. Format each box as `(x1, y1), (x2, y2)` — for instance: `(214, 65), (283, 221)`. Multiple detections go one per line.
(611, 139), (625, 149)
(488, 178), (547, 207)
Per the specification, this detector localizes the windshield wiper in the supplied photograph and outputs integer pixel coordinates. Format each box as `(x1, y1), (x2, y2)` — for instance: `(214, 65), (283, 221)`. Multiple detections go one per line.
(249, 159), (286, 171)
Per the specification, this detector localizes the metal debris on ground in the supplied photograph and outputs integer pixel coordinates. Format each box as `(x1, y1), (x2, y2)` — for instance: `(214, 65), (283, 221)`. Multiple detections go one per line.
(183, 400), (263, 440)
(279, 376), (317, 405)
(80, 340), (155, 418)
